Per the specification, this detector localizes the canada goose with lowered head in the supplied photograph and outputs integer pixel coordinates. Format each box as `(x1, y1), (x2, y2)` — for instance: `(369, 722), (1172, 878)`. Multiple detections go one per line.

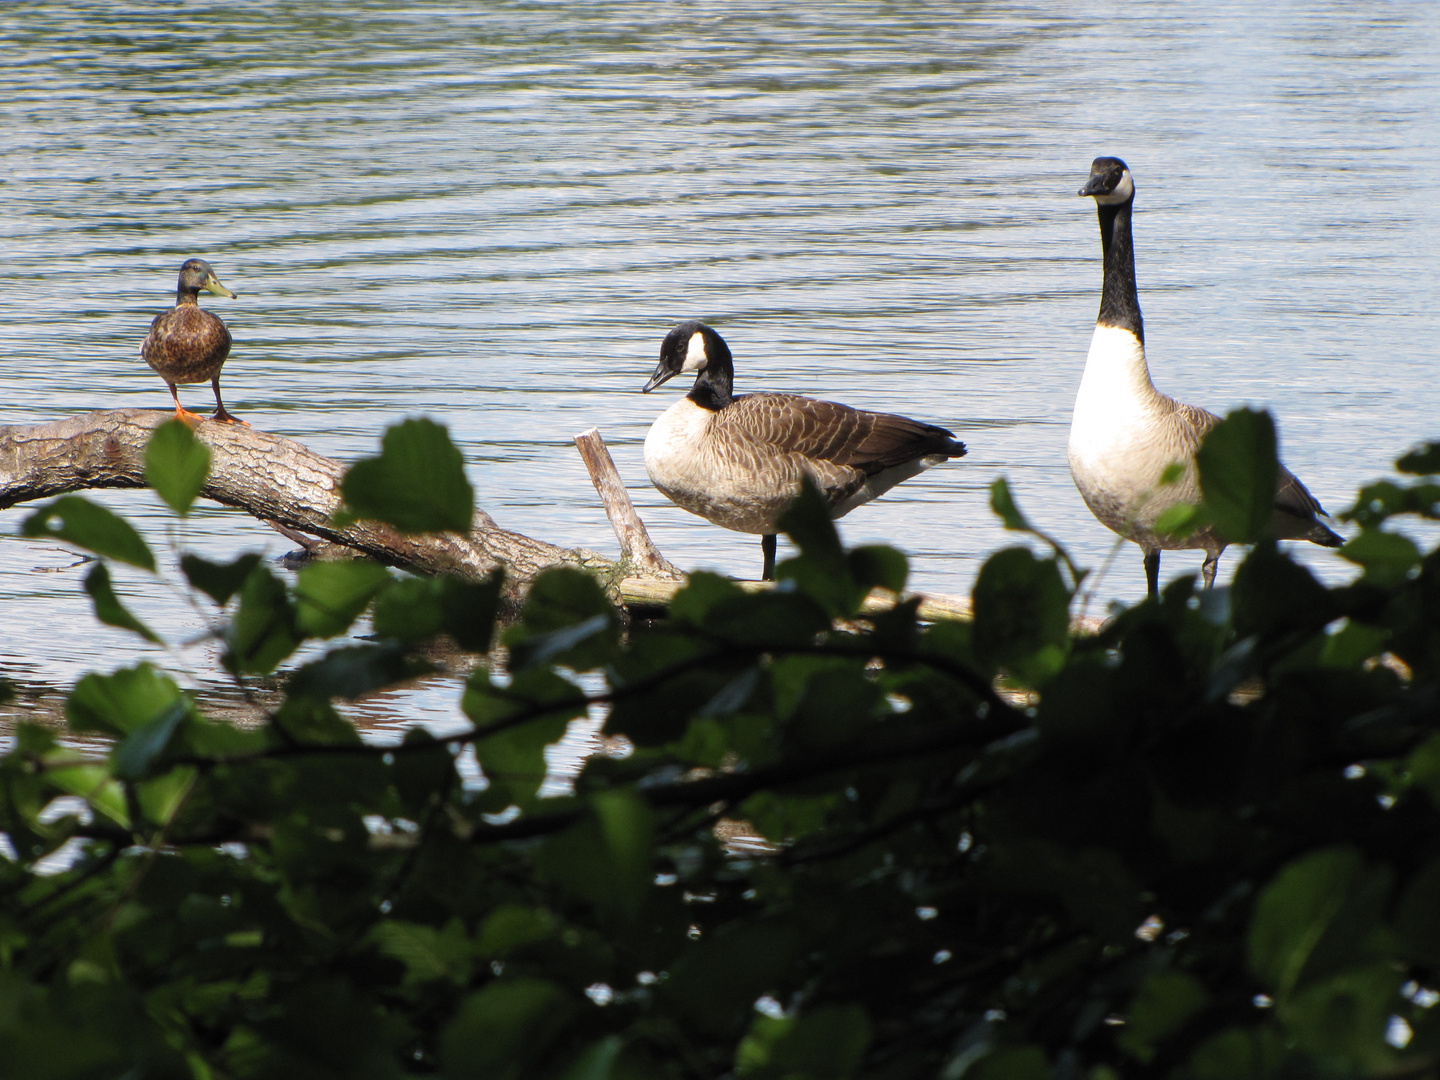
(141, 258), (243, 425)
(1069, 156), (1341, 598)
(642, 321), (968, 580)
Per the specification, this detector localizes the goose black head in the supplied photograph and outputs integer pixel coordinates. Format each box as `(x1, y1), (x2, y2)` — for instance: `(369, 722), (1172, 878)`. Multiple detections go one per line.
(643, 321), (732, 394)
(176, 258), (237, 300)
(1079, 157), (1135, 206)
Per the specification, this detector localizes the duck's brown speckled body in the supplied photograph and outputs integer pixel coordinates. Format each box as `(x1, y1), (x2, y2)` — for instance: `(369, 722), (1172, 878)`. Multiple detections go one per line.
(141, 258), (243, 424)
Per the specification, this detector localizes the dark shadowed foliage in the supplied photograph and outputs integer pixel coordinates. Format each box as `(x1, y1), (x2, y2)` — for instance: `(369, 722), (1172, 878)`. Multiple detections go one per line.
(3, 412), (1440, 1079)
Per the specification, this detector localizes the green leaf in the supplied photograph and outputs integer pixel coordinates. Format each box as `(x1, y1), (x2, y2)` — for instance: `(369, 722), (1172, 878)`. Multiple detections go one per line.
(286, 643), (421, 702)
(666, 920), (801, 1031)
(668, 570), (746, 626)
(66, 664), (186, 737)
(464, 668), (584, 808)
(508, 568), (618, 672)
(1154, 501), (1200, 538)
(1118, 970), (1210, 1064)
(1248, 846), (1391, 997)
(440, 978), (574, 1080)
(135, 766), (196, 825)
(1231, 542), (1328, 638)
(340, 417), (474, 534)
(226, 565), (302, 675)
(971, 547), (1070, 686)
(1340, 527), (1421, 588)
(535, 800), (655, 920)
(560, 1037), (625, 1080)
(112, 702), (187, 781)
(1342, 479), (1440, 528)
(777, 476), (844, 566)
(1397, 442), (1440, 475)
(968, 1047), (1050, 1080)
(144, 419), (211, 516)
(590, 790), (655, 920)
(371, 570), (503, 651)
(1319, 620), (1389, 669)
(83, 563), (161, 644)
(21, 495), (155, 571)
(737, 1004), (871, 1079)
(987, 478), (1087, 588)
(367, 919), (472, 990)
(1197, 408), (1279, 544)
(392, 727), (458, 815)
(1393, 858), (1440, 966)
(475, 904), (560, 959)
(1276, 964), (1399, 1070)
(778, 493), (910, 615)
(1186, 1027), (1286, 1080)
(847, 544), (908, 595)
(294, 560), (392, 638)
(990, 477), (1033, 532)
(45, 763), (129, 827)
(180, 551), (263, 605)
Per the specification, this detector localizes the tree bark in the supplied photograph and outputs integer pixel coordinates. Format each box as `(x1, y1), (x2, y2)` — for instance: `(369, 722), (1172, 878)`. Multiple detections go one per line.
(573, 427), (683, 581)
(0, 410), (995, 625)
(0, 409), (609, 587)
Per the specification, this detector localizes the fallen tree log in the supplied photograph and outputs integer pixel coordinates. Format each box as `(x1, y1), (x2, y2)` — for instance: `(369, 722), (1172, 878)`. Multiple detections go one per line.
(0, 409), (604, 588)
(0, 409), (998, 624)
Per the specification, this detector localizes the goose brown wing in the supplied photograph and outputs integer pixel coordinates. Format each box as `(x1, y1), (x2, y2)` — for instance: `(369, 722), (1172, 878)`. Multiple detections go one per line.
(1169, 397), (1336, 542)
(720, 393), (964, 474)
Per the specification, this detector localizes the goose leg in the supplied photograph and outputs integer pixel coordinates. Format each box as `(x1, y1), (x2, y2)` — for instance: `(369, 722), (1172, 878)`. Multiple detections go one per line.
(167, 382), (205, 427)
(1201, 550), (1221, 590)
(210, 377), (249, 426)
(1143, 548), (1161, 600)
(761, 533), (777, 582)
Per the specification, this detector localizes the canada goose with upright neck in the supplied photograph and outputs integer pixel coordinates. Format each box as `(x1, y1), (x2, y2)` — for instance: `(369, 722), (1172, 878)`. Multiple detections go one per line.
(141, 258), (244, 425)
(1069, 156), (1341, 598)
(642, 321), (967, 580)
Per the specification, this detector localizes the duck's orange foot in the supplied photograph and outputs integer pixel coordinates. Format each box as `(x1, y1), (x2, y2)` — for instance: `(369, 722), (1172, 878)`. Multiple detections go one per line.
(212, 409), (251, 427)
(173, 407), (207, 429)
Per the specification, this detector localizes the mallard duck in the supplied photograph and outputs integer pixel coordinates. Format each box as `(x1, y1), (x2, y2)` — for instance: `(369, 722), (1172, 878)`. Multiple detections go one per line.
(642, 321), (968, 580)
(141, 258), (243, 425)
(1069, 156), (1341, 597)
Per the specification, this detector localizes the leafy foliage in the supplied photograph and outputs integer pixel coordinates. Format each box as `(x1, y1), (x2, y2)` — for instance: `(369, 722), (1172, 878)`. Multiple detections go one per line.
(1197, 407), (1280, 543)
(4, 415), (1440, 1079)
(144, 418), (212, 516)
(340, 416), (475, 533)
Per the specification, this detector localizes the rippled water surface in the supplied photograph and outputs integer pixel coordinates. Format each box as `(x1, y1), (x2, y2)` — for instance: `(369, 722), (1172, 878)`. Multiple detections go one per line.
(3, 1), (1438, 730)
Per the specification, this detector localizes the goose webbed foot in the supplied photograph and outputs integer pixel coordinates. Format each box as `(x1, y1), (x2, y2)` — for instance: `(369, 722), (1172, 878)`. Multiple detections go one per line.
(761, 533), (777, 582)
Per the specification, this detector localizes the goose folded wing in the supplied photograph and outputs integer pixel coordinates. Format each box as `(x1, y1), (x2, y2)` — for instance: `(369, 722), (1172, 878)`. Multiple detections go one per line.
(726, 393), (964, 473)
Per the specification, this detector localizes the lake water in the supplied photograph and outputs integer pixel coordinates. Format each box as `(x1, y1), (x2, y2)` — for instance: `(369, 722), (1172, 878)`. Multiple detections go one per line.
(3, 1), (1438, 735)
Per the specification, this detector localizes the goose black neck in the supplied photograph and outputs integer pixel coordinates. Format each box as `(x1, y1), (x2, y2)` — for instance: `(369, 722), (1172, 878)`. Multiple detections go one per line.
(687, 349), (734, 410)
(1097, 200), (1144, 345)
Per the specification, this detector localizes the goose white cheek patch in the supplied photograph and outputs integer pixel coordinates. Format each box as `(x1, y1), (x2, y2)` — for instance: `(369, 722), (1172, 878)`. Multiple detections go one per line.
(681, 331), (708, 373)
(1094, 171), (1134, 206)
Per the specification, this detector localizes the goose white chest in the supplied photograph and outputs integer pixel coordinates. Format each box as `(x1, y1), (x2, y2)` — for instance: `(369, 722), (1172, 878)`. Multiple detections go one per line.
(1068, 325), (1197, 538)
(644, 397), (789, 535)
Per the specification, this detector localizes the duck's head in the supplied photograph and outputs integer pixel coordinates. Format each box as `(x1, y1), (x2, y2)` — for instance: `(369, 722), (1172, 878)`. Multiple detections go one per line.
(177, 258), (237, 299)
(643, 321), (731, 393)
(1079, 157), (1134, 206)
